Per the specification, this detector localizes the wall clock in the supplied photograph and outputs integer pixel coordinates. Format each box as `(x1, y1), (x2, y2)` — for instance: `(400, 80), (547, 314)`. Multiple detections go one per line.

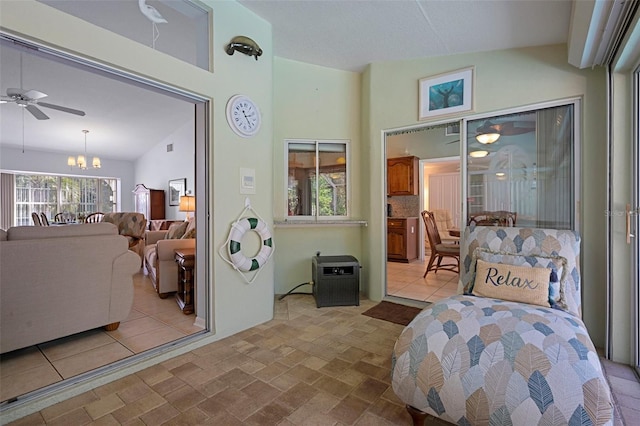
(226, 94), (261, 137)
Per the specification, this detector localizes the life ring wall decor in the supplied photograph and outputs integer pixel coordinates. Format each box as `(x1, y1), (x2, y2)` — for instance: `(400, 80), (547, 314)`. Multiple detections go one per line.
(228, 217), (273, 272)
(219, 198), (274, 284)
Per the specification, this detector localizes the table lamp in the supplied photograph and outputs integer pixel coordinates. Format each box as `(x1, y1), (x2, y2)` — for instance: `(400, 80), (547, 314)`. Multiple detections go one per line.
(179, 194), (195, 220)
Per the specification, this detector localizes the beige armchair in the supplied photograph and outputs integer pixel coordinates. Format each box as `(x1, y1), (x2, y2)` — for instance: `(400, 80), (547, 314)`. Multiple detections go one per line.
(143, 218), (195, 298)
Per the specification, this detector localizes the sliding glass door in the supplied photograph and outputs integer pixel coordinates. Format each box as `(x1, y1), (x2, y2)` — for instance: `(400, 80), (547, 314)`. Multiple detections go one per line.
(634, 65), (640, 375)
(464, 100), (579, 230)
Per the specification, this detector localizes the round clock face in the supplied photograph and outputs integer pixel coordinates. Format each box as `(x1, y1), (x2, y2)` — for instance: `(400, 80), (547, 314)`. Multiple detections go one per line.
(226, 95), (261, 137)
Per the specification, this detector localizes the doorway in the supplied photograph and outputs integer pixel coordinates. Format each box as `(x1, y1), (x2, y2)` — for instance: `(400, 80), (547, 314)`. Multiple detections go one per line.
(385, 121), (461, 303)
(0, 34), (210, 404)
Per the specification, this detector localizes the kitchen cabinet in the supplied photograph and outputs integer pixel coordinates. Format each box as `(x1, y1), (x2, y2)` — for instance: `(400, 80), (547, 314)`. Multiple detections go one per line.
(133, 184), (165, 221)
(387, 217), (418, 262)
(387, 156), (419, 195)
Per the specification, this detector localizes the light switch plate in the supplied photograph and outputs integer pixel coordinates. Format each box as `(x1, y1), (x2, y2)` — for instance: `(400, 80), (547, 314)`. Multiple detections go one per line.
(240, 167), (256, 194)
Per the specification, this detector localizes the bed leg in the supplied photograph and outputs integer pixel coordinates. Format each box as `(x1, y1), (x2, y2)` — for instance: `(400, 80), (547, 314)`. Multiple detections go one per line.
(406, 405), (428, 426)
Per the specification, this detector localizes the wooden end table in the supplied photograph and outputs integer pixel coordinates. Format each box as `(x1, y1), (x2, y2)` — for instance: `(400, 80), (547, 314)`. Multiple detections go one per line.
(174, 248), (195, 315)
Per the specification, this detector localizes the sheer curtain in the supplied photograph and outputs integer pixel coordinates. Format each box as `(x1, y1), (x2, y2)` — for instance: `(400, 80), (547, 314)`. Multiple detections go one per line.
(1, 173), (15, 229)
(536, 105), (574, 229)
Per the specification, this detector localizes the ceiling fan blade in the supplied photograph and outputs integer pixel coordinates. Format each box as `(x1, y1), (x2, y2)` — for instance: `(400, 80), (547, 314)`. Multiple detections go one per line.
(25, 104), (50, 120)
(23, 89), (48, 100)
(38, 102), (86, 117)
(498, 121), (535, 136)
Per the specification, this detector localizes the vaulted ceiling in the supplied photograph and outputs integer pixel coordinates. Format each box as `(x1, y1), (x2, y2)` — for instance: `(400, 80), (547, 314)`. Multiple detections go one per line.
(0, 0), (575, 162)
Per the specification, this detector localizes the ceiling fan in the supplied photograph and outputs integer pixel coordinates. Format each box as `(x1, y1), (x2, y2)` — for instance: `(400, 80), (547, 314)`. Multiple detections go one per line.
(0, 88), (86, 120)
(475, 119), (536, 137)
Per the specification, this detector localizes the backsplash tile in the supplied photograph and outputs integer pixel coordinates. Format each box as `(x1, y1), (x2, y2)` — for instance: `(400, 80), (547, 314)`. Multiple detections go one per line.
(388, 196), (420, 218)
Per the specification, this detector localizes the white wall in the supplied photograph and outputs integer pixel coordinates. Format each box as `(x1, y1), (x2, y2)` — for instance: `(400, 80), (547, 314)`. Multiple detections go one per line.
(134, 118), (195, 220)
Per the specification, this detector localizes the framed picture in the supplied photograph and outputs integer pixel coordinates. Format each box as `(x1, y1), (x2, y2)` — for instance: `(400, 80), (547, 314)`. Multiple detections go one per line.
(168, 178), (186, 206)
(419, 67), (474, 120)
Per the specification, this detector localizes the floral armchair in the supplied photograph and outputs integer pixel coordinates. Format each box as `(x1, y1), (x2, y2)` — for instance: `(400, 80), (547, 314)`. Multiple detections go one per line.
(102, 212), (147, 260)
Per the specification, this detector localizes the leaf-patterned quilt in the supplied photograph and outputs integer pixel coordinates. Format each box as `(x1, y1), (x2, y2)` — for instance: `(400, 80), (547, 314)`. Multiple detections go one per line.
(392, 295), (613, 425)
(392, 226), (613, 425)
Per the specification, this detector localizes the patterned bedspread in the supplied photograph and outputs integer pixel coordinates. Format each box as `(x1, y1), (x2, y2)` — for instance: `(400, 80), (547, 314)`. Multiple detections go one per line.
(392, 295), (613, 425)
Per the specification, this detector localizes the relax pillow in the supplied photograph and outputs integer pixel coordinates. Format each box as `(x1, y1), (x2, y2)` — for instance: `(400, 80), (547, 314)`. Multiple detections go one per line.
(473, 259), (551, 307)
(166, 221), (188, 239)
(466, 248), (569, 310)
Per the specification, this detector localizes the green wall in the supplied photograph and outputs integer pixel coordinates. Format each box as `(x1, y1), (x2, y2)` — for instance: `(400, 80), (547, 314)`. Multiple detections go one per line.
(362, 44), (609, 348)
(272, 58), (364, 294)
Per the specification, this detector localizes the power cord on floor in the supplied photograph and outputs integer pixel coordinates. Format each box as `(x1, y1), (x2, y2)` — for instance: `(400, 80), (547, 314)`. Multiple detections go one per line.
(278, 281), (314, 300)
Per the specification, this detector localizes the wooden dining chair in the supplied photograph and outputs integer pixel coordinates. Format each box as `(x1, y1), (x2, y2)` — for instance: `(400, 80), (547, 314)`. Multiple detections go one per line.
(40, 212), (50, 226)
(31, 212), (43, 226)
(54, 212), (65, 222)
(85, 212), (104, 223)
(421, 210), (460, 278)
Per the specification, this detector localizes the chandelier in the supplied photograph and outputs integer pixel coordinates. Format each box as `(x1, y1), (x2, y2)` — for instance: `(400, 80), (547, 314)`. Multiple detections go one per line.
(68, 130), (101, 169)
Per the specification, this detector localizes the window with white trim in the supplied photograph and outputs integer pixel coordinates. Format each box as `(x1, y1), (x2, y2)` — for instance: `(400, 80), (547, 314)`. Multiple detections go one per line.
(13, 173), (118, 225)
(286, 139), (349, 218)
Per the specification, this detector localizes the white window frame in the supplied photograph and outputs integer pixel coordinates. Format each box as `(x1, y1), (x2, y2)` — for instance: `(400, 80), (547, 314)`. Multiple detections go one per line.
(284, 139), (351, 220)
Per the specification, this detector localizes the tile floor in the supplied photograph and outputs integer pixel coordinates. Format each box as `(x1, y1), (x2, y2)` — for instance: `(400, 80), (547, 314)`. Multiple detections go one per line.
(0, 272), (202, 404)
(386, 256), (459, 303)
(3, 262), (640, 426)
(6, 292), (639, 425)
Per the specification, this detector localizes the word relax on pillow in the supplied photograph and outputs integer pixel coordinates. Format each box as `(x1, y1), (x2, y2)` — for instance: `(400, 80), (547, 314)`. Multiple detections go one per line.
(472, 259), (552, 307)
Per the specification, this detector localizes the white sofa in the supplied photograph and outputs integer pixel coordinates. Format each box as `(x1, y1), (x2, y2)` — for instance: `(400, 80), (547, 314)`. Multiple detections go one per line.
(143, 219), (195, 298)
(0, 223), (140, 354)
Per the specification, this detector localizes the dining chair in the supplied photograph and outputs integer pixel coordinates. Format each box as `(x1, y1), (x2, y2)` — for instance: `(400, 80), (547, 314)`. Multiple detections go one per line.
(31, 212), (43, 226)
(421, 210), (460, 278)
(54, 213), (65, 222)
(85, 212), (104, 223)
(40, 213), (50, 226)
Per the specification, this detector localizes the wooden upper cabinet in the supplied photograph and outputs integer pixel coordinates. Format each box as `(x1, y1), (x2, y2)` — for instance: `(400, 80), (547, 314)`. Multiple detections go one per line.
(387, 156), (419, 195)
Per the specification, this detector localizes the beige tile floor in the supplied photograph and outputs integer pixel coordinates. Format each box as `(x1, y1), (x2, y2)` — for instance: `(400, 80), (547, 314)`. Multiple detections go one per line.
(6, 291), (639, 425)
(7, 295), (640, 426)
(386, 256), (459, 303)
(0, 272), (202, 404)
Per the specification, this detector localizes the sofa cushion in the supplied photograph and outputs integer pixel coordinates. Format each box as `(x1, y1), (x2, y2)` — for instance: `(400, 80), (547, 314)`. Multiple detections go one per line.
(7, 223), (118, 240)
(166, 221), (188, 239)
(181, 218), (196, 239)
(0, 229), (6, 241)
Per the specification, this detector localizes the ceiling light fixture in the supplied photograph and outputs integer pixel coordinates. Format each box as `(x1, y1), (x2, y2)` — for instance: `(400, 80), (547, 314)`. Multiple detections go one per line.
(476, 132), (500, 144)
(475, 120), (501, 144)
(68, 130), (101, 170)
(469, 150), (489, 158)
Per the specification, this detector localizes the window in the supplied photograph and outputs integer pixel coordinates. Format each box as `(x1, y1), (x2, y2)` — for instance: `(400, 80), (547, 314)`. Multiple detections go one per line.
(286, 139), (349, 218)
(465, 101), (578, 229)
(38, 0), (212, 70)
(14, 173), (118, 225)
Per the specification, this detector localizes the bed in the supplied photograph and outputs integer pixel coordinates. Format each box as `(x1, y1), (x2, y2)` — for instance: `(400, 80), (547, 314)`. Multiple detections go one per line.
(391, 226), (613, 425)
